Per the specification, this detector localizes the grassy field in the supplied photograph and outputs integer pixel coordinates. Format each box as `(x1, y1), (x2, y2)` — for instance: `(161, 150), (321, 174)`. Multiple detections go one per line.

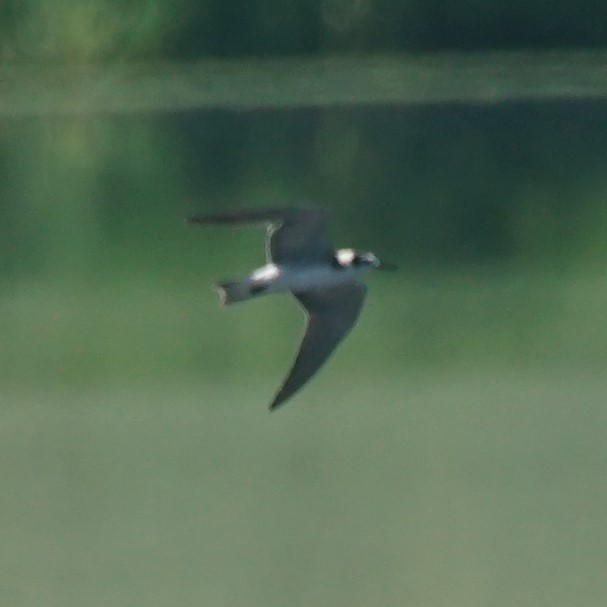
(1, 272), (606, 606)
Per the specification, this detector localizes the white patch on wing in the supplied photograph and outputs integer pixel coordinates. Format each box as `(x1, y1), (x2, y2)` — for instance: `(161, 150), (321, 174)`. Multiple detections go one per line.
(252, 264), (280, 281)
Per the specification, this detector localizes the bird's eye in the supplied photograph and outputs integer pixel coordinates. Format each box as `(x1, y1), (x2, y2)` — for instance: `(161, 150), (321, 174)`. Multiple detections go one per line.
(352, 255), (363, 266)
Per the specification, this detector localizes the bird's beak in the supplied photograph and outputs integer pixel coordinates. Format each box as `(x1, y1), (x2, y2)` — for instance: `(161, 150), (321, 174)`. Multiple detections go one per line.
(377, 260), (398, 271)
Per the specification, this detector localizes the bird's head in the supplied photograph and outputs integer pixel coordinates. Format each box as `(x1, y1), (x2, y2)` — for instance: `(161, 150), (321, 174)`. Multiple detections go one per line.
(334, 248), (397, 272)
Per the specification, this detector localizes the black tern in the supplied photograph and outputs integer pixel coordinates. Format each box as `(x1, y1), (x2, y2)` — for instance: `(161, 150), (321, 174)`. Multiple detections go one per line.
(188, 206), (395, 410)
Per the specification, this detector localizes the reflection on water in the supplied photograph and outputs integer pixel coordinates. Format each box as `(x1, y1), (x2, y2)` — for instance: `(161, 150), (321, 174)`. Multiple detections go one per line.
(1, 78), (607, 606)
(2, 97), (607, 378)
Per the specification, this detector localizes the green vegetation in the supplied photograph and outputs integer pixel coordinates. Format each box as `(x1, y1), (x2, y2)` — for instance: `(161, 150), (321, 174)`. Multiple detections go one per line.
(3, 1), (607, 62)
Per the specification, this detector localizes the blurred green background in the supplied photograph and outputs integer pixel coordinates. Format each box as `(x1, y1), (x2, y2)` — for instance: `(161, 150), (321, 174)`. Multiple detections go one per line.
(2, 3), (607, 607)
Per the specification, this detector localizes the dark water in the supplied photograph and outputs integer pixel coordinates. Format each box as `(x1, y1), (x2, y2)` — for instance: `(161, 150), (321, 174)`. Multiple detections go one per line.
(1, 75), (607, 605)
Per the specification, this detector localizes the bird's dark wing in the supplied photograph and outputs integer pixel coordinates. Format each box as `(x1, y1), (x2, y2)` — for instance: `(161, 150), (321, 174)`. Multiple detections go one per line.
(187, 206), (333, 265)
(270, 282), (367, 410)
(267, 207), (333, 264)
(188, 207), (293, 227)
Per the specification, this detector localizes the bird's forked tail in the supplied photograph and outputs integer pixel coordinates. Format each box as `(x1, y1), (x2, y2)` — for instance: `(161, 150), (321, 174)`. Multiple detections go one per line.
(215, 280), (256, 305)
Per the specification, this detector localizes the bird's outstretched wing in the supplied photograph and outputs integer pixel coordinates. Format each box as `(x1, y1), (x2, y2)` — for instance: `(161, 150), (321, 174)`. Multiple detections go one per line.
(267, 208), (333, 265)
(270, 282), (366, 410)
(187, 206), (333, 264)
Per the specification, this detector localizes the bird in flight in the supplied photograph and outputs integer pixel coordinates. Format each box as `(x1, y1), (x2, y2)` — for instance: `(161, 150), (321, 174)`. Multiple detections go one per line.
(188, 206), (396, 410)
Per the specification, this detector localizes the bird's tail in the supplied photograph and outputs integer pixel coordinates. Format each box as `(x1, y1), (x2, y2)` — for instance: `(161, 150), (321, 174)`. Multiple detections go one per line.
(214, 279), (255, 305)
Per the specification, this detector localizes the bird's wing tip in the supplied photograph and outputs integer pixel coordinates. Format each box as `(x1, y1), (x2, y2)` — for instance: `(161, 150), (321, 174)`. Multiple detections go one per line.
(268, 393), (288, 412)
(268, 400), (282, 412)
